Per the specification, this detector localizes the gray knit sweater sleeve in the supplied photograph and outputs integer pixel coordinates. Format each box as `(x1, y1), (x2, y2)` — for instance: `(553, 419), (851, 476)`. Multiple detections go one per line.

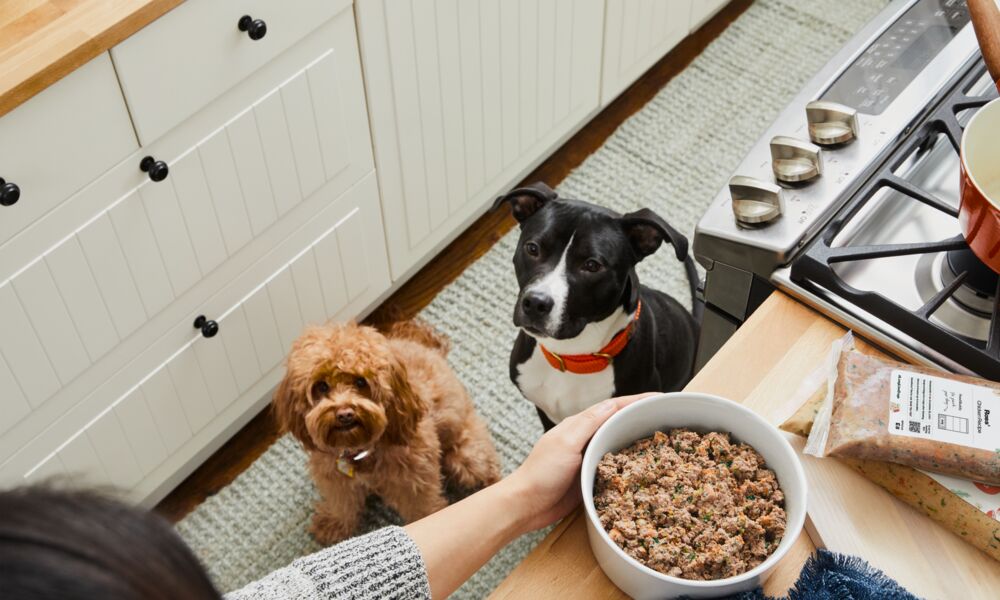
(224, 526), (431, 600)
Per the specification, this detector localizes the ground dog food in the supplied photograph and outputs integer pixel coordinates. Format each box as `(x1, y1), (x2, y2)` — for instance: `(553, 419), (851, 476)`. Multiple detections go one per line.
(593, 429), (786, 580)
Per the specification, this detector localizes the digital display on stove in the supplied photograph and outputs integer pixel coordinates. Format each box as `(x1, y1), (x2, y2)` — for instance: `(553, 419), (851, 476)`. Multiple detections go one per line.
(821, 0), (970, 115)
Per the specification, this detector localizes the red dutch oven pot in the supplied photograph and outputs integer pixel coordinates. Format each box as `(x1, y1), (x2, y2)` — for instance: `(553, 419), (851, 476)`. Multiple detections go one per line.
(961, 0), (1000, 273)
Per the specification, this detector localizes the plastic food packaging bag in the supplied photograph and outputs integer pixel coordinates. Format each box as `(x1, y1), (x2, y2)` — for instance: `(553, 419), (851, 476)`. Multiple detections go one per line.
(805, 332), (1000, 485)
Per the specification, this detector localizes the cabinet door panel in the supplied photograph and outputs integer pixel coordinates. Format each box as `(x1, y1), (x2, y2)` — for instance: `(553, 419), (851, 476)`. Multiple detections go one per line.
(111, 0), (351, 144)
(281, 76), (326, 198)
(139, 179), (203, 295)
(78, 214), (148, 338)
(141, 368), (192, 455)
(254, 91), (304, 216)
(86, 410), (143, 489)
(410, 3), (449, 230)
(193, 334), (241, 414)
(109, 194), (174, 315)
(115, 388), (169, 474)
(46, 238), (119, 361)
(306, 58), (351, 180)
(57, 433), (109, 488)
(601, 0), (693, 104)
(0, 354), (30, 434)
(167, 346), (215, 434)
(219, 307), (262, 394)
(0, 284), (60, 406)
(456, 1), (485, 197)
(4, 175), (390, 504)
(314, 231), (349, 315)
(199, 131), (254, 255)
(0, 54), (137, 248)
(518, 0), (539, 158)
(227, 110), (279, 235)
(243, 289), (285, 373)
(12, 260), (90, 384)
(267, 269), (306, 350)
(536, 0), (557, 135)
(290, 249), (328, 327)
(171, 151), (230, 275)
(357, 0), (603, 278)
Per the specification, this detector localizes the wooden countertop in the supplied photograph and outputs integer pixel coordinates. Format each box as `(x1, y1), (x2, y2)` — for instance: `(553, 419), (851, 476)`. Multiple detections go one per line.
(0, 0), (182, 119)
(491, 292), (822, 599)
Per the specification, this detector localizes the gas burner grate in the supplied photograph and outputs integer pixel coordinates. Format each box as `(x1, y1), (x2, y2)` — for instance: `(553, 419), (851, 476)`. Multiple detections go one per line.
(791, 57), (1000, 378)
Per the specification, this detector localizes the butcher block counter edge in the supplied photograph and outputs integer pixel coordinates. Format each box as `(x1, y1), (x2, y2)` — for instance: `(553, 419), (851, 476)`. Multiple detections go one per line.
(0, 0), (183, 119)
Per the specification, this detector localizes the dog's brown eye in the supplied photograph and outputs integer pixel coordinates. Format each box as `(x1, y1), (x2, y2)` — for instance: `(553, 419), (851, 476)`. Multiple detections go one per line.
(354, 377), (368, 390)
(524, 241), (540, 257)
(582, 259), (603, 273)
(311, 381), (329, 398)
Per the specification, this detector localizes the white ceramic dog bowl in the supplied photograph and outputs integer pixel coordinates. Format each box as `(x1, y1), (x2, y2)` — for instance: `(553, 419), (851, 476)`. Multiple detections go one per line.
(581, 392), (807, 599)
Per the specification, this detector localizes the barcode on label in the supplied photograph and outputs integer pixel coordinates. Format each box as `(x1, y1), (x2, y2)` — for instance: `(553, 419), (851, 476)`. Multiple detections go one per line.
(908, 421), (921, 433)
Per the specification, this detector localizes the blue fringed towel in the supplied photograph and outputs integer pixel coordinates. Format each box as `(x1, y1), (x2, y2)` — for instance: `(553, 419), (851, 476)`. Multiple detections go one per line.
(712, 550), (920, 600)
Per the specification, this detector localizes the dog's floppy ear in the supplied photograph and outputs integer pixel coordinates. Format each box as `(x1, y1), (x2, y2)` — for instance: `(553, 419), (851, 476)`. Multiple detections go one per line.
(272, 370), (316, 452)
(492, 181), (558, 223)
(620, 208), (689, 263)
(375, 357), (427, 445)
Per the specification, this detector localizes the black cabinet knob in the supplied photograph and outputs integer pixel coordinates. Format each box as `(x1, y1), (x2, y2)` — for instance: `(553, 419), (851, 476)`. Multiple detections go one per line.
(0, 178), (19, 207)
(140, 156), (169, 182)
(238, 15), (267, 40)
(193, 315), (219, 338)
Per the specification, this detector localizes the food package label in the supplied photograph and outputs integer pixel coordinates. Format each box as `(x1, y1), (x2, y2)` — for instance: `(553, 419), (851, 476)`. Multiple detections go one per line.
(888, 369), (1000, 453)
(924, 471), (1000, 520)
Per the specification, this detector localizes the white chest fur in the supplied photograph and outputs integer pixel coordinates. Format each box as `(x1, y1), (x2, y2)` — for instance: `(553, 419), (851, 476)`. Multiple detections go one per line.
(514, 307), (630, 423)
(515, 346), (616, 423)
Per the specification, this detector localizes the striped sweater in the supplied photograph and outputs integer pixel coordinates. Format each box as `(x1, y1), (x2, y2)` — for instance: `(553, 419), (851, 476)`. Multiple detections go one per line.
(225, 527), (431, 600)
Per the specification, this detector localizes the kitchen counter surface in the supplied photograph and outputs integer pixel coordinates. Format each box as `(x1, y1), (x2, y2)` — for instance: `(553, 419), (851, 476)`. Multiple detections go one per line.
(491, 292), (823, 599)
(0, 0), (181, 119)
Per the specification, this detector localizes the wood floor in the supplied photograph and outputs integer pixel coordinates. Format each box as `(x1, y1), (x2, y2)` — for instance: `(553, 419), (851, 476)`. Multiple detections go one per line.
(155, 0), (754, 523)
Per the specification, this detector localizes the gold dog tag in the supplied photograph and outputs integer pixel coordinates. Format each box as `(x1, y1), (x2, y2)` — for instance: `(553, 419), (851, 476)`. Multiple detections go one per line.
(336, 457), (355, 478)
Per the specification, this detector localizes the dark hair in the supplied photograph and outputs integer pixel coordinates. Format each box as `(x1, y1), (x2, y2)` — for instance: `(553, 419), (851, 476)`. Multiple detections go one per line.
(0, 486), (220, 600)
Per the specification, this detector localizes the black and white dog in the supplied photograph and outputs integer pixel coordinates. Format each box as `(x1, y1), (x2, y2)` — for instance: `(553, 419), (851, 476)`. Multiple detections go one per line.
(494, 182), (700, 428)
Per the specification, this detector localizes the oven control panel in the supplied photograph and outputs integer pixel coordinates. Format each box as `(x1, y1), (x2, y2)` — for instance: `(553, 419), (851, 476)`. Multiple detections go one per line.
(821, 0), (970, 115)
(693, 0), (979, 279)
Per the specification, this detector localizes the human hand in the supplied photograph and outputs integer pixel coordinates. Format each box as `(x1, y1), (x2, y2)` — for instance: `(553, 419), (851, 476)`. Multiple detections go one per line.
(504, 394), (654, 534)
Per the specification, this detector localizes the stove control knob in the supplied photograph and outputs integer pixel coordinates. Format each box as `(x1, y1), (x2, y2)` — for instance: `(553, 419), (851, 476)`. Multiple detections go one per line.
(770, 136), (823, 183)
(729, 176), (783, 226)
(805, 101), (858, 145)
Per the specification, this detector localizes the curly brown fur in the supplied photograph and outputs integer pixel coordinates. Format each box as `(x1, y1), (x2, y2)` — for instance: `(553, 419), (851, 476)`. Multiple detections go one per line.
(386, 317), (450, 354)
(273, 321), (501, 544)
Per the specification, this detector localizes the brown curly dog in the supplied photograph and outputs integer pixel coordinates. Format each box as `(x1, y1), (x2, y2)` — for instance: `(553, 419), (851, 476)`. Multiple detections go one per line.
(273, 319), (501, 544)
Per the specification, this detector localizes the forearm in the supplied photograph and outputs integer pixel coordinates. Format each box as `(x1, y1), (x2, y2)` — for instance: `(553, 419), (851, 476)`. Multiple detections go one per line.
(404, 478), (529, 598)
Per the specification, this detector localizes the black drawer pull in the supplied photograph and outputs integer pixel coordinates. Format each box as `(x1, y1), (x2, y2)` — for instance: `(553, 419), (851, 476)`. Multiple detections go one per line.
(140, 156), (169, 182)
(238, 15), (267, 41)
(0, 178), (19, 207)
(193, 315), (219, 338)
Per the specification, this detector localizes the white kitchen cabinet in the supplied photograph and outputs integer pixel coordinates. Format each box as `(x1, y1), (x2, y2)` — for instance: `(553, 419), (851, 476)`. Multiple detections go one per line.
(601, 0), (694, 104)
(0, 38), (371, 428)
(112, 0), (352, 144)
(356, 0), (605, 280)
(0, 54), (137, 247)
(6, 174), (390, 500)
(690, 0), (730, 31)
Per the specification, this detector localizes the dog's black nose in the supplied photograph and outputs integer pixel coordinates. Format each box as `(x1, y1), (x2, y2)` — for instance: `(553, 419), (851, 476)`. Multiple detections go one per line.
(521, 291), (554, 317)
(336, 409), (356, 426)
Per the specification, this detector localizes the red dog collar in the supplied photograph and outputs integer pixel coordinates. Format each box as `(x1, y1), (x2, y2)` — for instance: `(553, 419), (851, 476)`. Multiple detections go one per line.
(539, 301), (641, 374)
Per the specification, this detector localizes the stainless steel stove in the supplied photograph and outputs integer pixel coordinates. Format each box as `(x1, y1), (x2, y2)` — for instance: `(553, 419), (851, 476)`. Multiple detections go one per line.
(693, 0), (1000, 377)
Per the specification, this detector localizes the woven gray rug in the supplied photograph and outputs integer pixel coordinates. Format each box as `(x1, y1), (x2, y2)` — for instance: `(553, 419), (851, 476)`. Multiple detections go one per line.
(176, 1), (885, 596)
